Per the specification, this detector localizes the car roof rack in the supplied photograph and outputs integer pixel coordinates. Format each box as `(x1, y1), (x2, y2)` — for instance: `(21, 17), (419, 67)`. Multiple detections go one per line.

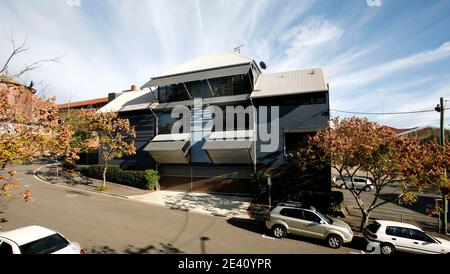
(278, 201), (306, 208)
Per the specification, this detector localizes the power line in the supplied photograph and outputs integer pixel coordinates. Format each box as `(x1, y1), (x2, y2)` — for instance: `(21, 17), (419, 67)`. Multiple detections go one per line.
(330, 108), (450, 115)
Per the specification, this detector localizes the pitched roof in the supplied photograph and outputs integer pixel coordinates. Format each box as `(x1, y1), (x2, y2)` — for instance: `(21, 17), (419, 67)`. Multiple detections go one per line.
(152, 52), (256, 79)
(250, 68), (328, 99)
(57, 97), (108, 109)
(98, 88), (157, 113)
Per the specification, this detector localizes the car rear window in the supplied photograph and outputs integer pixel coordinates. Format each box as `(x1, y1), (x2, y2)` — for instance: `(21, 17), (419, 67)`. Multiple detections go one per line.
(19, 233), (69, 254)
(0, 241), (14, 254)
(366, 222), (381, 234)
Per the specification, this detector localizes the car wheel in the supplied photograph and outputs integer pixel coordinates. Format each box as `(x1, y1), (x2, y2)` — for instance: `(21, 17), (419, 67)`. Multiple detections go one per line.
(272, 225), (287, 238)
(364, 186), (372, 192)
(380, 243), (395, 255)
(326, 234), (343, 249)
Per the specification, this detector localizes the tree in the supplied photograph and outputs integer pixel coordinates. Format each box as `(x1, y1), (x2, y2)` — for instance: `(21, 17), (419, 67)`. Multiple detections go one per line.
(0, 32), (60, 79)
(77, 110), (136, 190)
(298, 117), (448, 231)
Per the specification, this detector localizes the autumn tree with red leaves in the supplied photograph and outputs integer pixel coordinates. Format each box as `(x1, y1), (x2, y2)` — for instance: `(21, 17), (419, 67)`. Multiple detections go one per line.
(298, 117), (449, 231)
(76, 110), (136, 190)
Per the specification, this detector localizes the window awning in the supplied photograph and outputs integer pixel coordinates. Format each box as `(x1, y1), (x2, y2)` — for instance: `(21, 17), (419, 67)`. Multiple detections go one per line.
(144, 134), (191, 164)
(202, 139), (253, 164)
(142, 64), (251, 88)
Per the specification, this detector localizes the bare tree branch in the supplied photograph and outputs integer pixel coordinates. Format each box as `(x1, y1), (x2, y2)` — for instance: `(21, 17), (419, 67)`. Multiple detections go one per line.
(0, 32), (29, 75)
(1, 32), (61, 79)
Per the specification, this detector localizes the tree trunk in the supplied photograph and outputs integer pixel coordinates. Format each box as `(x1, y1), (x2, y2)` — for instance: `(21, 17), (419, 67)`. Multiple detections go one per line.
(359, 210), (370, 233)
(102, 162), (108, 189)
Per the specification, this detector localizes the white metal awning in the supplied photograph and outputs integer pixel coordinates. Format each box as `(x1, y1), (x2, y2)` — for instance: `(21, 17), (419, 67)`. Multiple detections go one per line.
(144, 134), (191, 164)
(202, 131), (254, 164)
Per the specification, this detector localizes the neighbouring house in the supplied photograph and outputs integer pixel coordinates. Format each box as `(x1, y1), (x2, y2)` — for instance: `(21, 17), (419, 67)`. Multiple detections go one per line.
(396, 126), (450, 142)
(57, 97), (109, 112)
(99, 52), (331, 195)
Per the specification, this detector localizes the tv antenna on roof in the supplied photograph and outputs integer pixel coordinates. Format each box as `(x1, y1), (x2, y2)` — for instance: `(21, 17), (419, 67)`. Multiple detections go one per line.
(233, 44), (245, 53)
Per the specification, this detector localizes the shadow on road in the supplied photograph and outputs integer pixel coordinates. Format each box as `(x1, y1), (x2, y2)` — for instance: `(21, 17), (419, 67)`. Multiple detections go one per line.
(88, 245), (117, 254)
(88, 243), (185, 254)
(125, 243), (184, 254)
(378, 193), (436, 217)
(227, 217), (368, 252)
(65, 189), (90, 197)
(226, 218), (267, 235)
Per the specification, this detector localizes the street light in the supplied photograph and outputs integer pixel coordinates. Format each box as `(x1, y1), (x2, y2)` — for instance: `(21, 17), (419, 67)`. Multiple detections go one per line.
(435, 97), (448, 235)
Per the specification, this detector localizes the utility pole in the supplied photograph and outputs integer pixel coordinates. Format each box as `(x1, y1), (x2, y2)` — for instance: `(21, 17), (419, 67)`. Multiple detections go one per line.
(436, 97), (448, 234)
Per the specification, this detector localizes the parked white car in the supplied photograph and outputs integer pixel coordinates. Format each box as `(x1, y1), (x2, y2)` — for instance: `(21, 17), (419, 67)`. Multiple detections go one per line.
(0, 225), (83, 254)
(364, 220), (450, 254)
(335, 176), (374, 192)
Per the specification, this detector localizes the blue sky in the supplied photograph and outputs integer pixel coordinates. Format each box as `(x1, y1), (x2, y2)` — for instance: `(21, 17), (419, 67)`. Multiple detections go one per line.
(0, 0), (449, 128)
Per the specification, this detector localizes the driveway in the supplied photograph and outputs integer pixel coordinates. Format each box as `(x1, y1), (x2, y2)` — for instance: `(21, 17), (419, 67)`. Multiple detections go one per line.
(127, 191), (252, 219)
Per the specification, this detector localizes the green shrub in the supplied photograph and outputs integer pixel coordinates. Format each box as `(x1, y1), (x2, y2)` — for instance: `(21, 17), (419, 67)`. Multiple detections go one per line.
(249, 172), (270, 199)
(144, 169), (160, 190)
(77, 165), (147, 190)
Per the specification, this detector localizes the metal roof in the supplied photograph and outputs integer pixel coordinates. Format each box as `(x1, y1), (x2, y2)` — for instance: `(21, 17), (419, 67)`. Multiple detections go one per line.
(98, 88), (157, 113)
(141, 52), (257, 89)
(250, 68), (328, 99)
(57, 97), (108, 109)
(154, 52), (255, 78)
(143, 65), (251, 88)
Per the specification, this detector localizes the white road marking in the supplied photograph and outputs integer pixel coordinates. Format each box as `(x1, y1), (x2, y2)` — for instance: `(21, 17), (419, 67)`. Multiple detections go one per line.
(349, 251), (365, 254)
(66, 194), (78, 198)
(262, 234), (275, 240)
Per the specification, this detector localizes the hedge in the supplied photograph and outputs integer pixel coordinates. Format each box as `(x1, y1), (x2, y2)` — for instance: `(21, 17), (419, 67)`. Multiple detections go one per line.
(76, 165), (148, 190)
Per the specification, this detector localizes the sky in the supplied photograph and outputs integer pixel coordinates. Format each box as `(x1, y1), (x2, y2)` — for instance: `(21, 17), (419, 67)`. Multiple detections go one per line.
(0, 0), (449, 128)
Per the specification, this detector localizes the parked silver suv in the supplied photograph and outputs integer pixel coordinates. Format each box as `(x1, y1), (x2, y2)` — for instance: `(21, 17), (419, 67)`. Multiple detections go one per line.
(265, 202), (353, 248)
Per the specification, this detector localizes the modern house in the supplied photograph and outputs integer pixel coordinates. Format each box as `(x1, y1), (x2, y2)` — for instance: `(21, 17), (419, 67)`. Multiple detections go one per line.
(99, 52), (331, 195)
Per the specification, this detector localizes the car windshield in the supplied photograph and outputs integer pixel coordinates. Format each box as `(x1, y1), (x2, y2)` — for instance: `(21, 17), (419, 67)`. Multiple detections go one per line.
(314, 211), (333, 224)
(19, 233), (69, 254)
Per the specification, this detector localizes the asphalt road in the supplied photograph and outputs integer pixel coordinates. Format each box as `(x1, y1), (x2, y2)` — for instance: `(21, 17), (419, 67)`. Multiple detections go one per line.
(0, 164), (364, 254)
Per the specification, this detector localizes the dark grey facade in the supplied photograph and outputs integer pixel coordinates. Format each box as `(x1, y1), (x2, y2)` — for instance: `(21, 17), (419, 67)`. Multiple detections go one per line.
(101, 53), (331, 194)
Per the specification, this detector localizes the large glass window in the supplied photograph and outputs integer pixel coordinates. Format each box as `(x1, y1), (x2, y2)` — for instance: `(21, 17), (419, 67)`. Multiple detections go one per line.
(208, 74), (252, 97)
(158, 112), (186, 134)
(211, 105), (253, 132)
(157, 74), (252, 103)
(158, 84), (190, 103)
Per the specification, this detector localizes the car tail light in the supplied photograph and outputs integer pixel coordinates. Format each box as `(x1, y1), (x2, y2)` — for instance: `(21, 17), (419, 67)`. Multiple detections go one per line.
(80, 248), (85, 254)
(266, 213), (271, 221)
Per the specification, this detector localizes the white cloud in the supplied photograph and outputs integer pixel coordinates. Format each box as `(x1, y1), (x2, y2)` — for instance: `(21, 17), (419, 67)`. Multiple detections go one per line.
(331, 41), (450, 90)
(272, 16), (344, 70)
